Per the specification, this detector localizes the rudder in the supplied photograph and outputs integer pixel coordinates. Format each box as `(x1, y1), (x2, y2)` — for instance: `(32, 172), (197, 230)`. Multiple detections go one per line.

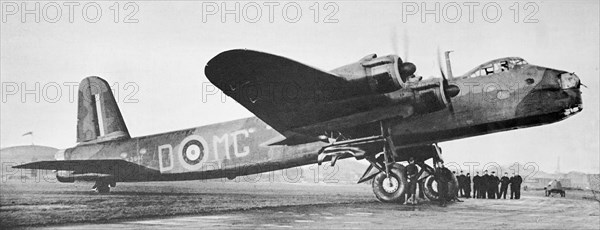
(77, 76), (130, 143)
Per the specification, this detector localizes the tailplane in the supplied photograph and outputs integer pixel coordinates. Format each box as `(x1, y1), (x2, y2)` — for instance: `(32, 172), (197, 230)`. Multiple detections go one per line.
(77, 76), (130, 143)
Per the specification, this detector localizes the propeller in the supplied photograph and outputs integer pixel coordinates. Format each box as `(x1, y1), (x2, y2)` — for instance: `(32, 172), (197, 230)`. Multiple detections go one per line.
(391, 26), (400, 56)
(403, 30), (409, 61)
(437, 48), (447, 80)
(391, 26), (410, 61)
(392, 26), (419, 82)
(436, 47), (459, 114)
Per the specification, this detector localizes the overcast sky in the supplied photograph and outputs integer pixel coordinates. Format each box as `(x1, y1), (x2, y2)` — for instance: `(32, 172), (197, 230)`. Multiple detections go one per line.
(1, 0), (598, 173)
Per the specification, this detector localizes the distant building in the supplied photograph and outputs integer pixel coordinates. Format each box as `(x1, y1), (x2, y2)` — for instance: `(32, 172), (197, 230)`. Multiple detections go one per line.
(588, 174), (600, 191)
(0, 145), (57, 180)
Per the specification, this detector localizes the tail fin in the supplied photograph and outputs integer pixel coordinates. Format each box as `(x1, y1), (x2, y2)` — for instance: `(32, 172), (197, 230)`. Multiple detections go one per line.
(77, 76), (130, 143)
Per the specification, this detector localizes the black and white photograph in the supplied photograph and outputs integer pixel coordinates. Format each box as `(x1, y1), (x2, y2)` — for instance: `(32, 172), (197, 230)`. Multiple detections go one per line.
(1, 0), (599, 229)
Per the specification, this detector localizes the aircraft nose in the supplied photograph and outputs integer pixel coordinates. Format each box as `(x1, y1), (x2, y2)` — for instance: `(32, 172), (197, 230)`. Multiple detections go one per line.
(559, 72), (580, 89)
(560, 72), (583, 115)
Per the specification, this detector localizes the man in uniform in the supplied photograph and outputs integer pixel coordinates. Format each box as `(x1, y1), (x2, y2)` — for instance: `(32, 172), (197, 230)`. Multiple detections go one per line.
(481, 170), (489, 199)
(434, 162), (452, 207)
(473, 171), (481, 198)
(451, 171), (464, 202)
(510, 172), (523, 199)
(404, 157), (419, 205)
(454, 171), (462, 197)
(457, 171), (465, 197)
(488, 171), (499, 199)
(499, 172), (511, 199)
(464, 172), (472, 198)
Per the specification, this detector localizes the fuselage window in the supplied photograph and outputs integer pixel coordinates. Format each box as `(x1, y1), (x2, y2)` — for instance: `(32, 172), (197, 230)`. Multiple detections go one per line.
(468, 58), (527, 78)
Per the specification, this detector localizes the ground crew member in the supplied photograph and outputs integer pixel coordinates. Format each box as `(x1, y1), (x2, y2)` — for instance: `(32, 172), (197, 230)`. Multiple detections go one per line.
(454, 171), (462, 197)
(510, 172), (523, 199)
(488, 171), (499, 199)
(404, 157), (419, 205)
(499, 172), (510, 199)
(464, 172), (471, 198)
(473, 171), (481, 198)
(481, 170), (489, 199)
(434, 162), (452, 207)
(457, 171), (465, 197)
(451, 171), (463, 202)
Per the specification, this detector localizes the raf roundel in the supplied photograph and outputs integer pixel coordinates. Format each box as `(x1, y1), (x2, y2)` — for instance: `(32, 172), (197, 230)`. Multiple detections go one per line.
(183, 140), (203, 164)
(178, 135), (209, 170)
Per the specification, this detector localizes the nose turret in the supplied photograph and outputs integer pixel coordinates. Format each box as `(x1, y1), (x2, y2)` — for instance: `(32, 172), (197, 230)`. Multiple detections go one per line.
(559, 72), (583, 116)
(559, 72), (580, 89)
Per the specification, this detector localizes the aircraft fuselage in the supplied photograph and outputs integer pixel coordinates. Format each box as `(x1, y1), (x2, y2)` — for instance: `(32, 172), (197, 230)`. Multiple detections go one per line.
(56, 63), (582, 183)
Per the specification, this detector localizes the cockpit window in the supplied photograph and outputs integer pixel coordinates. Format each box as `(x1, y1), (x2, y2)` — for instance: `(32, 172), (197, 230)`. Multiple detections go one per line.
(466, 57), (528, 78)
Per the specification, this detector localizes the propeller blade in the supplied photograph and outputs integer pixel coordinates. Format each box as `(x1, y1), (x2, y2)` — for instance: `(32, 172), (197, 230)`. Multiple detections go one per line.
(447, 96), (455, 114)
(403, 29), (409, 61)
(437, 47), (446, 80)
(437, 47), (455, 115)
(391, 26), (399, 56)
(391, 26), (410, 61)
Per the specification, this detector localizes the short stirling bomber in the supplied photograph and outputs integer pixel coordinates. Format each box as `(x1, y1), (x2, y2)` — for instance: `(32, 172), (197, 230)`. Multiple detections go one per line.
(15, 49), (582, 202)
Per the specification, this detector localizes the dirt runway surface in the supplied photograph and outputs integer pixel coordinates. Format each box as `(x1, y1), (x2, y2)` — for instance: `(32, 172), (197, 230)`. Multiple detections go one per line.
(1, 180), (599, 229)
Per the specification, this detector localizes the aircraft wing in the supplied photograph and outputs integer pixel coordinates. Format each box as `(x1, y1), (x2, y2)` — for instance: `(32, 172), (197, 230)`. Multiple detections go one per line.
(206, 49), (353, 132)
(12, 160), (158, 175)
(205, 49), (414, 143)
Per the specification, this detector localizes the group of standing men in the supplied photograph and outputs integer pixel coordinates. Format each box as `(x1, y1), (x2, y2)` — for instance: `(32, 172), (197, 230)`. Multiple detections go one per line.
(457, 170), (523, 199)
(403, 158), (525, 207)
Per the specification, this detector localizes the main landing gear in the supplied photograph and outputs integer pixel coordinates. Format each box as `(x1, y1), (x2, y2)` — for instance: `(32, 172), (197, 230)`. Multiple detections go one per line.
(365, 144), (458, 203)
(317, 121), (458, 203)
(371, 162), (407, 203)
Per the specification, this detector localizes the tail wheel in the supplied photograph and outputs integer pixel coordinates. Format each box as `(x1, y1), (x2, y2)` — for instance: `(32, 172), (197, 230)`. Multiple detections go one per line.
(372, 164), (407, 203)
(422, 173), (459, 201)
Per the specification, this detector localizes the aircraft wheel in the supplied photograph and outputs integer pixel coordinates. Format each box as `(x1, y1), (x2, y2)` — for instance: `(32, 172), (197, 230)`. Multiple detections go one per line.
(95, 181), (110, 194)
(423, 173), (459, 201)
(372, 163), (407, 203)
(423, 175), (439, 200)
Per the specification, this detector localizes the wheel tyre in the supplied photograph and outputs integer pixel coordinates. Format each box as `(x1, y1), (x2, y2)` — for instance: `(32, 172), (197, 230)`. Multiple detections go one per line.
(96, 183), (110, 194)
(372, 164), (407, 203)
(423, 173), (459, 201)
(423, 175), (439, 200)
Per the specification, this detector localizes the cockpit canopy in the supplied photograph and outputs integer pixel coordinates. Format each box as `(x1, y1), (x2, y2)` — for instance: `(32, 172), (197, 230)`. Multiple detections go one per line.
(463, 57), (528, 78)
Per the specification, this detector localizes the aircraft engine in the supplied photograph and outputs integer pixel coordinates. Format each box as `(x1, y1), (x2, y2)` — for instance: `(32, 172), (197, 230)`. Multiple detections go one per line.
(408, 79), (457, 114)
(330, 54), (408, 96)
(328, 54), (461, 117)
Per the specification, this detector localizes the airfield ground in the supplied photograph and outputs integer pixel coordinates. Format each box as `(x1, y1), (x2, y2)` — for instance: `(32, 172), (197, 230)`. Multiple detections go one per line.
(1, 179), (599, 229)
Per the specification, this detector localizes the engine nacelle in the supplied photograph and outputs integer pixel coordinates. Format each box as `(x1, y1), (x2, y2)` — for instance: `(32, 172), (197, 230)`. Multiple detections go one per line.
(409, 79), (449, 114)
(331, 54), (406, 95)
